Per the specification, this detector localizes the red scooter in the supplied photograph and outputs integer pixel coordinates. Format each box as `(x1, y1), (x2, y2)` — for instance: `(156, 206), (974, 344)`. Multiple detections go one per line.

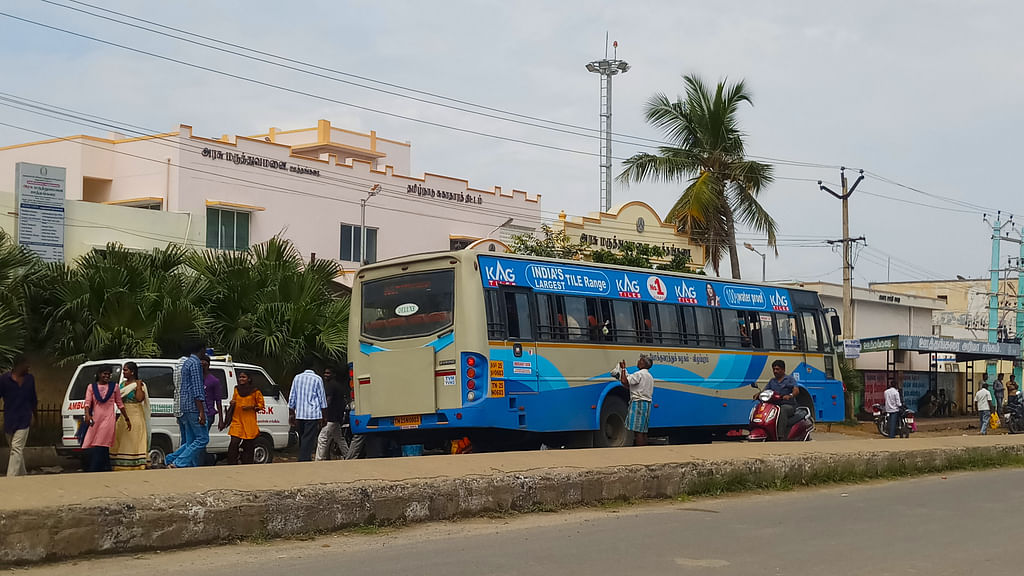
(748, 389), (814, 441)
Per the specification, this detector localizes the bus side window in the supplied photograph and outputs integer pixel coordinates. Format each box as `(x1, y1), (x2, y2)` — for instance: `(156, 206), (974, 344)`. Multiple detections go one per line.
(613, 300), (639, 343)
(564, 296), (588, 341)
(692, 306), (717, 347)
(598, 300), (615, 341)
(756, 313), (777, 349)
(504, 291), (534, 341)
(536, 294), (557, 341)
(657, 303), (682, 345)
(775, 314), (799, 350)
(721, 310), (751, 348)
(638, 303), (657, 344)
(485, 290), (505, 340)
(800, 311), (822, 352)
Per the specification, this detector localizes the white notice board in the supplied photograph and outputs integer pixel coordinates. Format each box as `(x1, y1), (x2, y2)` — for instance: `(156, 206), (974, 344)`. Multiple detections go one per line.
(15, 162), (66, 263)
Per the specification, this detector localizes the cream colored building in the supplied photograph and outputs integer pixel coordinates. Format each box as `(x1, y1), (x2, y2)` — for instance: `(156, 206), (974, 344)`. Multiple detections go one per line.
(554, 201), (705, 270)
(0, 120), (542, 283)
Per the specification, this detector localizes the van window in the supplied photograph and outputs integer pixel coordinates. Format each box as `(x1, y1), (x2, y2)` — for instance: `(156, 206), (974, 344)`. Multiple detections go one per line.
(209, 368), (229, 400)
(140, 366), (175, 398)
(69, 367), (97, 401)
(242, 369), (280, 399)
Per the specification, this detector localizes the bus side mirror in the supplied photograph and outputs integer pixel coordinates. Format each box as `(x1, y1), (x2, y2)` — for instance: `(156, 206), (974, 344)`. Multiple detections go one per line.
(830, 315), (842, 337)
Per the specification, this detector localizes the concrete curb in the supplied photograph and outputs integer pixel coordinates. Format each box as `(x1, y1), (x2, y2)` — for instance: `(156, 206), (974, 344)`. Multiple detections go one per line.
(2, 442), (1023, 565)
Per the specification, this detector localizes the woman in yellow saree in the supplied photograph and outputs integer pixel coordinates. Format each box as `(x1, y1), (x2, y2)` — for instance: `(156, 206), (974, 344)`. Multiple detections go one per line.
(111, 361), (151, 470)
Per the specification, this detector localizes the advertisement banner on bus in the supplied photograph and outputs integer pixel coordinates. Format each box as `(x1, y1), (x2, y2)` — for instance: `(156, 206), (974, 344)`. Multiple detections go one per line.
(478, 256), (792, 313)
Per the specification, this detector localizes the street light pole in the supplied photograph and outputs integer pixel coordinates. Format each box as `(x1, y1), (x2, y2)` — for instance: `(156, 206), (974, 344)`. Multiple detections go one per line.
(360, 184), (381, 265)
(488, 217), (514, 238)
(743, 243), (766, 282)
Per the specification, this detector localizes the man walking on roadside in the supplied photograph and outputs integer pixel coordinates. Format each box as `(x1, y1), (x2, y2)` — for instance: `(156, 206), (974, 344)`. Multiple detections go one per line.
(165, 341), (207, 468)
(289, 358), (327, 462)
(994, 373), (1006, 414)
(976, 381), (993, 435)
(0, 356), (37, 477)
(315, 366), (348, 461)
(884, 381), (903, 438)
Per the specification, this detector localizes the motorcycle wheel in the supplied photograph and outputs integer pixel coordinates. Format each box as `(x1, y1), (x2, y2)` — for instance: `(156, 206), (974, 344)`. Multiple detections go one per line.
(1010, 418), (1022, 435)
(876, 419), (886, 436)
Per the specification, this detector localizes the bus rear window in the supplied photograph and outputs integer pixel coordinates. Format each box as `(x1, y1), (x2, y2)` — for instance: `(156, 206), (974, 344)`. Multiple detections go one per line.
(362, 270), (455, 339)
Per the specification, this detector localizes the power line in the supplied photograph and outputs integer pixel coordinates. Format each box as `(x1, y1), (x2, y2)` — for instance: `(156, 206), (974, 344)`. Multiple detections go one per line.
(39, 0), (851, 173)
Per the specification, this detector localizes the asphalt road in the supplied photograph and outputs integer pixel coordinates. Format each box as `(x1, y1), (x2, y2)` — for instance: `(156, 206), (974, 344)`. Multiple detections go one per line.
(22, 468), (1023, 575)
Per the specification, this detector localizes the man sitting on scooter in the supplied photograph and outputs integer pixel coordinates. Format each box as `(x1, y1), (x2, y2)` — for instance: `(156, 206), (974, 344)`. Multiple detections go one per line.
(764, 360), (800, 437)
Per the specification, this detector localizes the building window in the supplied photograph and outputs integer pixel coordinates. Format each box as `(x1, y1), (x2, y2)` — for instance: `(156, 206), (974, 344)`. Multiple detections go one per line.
(341, 223), (378, 263)
(206, 207), (250, 251)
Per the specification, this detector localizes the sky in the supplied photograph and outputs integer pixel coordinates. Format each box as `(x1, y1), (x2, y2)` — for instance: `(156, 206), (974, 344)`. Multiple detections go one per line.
(1, 0), (1021, 287)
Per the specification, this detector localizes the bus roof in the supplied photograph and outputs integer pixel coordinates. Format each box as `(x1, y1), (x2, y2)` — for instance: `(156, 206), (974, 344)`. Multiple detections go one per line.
(357, 249), (818, 296)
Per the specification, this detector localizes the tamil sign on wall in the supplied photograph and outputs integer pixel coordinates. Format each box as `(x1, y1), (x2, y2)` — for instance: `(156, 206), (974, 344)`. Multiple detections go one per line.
(15, 162), (66, 263)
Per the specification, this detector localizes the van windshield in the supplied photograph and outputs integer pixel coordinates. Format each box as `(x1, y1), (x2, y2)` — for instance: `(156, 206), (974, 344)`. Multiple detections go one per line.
(361, 270), (455, 340)
(69, 363), (176, 400)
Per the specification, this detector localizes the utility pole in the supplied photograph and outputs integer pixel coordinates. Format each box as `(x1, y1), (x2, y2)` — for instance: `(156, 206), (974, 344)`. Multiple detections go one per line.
(586, 34), (629, 212)
(819, 168), (865, 339)
(360, 184), (381, 265)
(984, 212), (1005, 383)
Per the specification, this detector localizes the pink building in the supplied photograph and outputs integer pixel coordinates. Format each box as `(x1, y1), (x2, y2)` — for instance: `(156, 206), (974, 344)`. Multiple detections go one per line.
(0, 120), (541, 284)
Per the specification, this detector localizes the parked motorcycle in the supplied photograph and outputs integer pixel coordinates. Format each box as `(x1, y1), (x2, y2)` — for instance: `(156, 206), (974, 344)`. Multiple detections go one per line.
(1002, 397), (1024, 434)
(748, 389), (814, 441)
(871, 403), (915, 438)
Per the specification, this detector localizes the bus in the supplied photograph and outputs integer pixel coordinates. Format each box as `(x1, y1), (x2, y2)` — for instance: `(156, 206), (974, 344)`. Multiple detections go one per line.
(350, 251), (845, 451)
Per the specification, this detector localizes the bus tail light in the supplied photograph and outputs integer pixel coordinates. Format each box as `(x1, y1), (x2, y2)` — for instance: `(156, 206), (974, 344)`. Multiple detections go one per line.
(467, 380), (476, 390)
(467, 391), (476, 401)
(466, 367), (476, 379)
(467, 357), (476, 367)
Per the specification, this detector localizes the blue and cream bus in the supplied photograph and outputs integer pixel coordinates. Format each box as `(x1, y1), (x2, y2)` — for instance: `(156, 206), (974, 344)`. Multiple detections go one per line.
(350, 251), (845, 450)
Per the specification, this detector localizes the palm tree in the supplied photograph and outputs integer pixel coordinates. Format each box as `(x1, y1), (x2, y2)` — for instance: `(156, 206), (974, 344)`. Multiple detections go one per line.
(48, 243), (210, 365)
(618, 74), (776, 279)
(0, 230), (40, 365)
(189, 236), (349, 386)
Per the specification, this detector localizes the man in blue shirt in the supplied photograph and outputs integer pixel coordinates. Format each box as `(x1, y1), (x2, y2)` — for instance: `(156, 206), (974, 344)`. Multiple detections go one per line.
(165, 341), (207, 468)
(289, 358), (327, 462)
(1, 356), (37, 477)
(764, 359), (800, 437)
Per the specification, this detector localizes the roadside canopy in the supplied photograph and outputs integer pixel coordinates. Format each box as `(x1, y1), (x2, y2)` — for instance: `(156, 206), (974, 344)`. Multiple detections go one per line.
(858, 335), (1020, 363)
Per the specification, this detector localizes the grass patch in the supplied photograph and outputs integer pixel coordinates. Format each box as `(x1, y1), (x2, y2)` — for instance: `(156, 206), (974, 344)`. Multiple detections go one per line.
(597, 498), (639, 510)
(681, 449), (1024, 500)
(346, 524), (388, 536)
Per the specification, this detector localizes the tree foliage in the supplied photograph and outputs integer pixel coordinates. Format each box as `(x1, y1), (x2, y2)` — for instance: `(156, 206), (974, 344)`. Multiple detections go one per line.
(618, 74), (776, 279)
(507, 224), (588, 260)
(1, 235), (348, 385)
(0, 230), (41, 365)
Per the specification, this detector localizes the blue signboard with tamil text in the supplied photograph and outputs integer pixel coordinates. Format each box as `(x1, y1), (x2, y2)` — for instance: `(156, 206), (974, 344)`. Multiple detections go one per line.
(477, 256), (793, 313)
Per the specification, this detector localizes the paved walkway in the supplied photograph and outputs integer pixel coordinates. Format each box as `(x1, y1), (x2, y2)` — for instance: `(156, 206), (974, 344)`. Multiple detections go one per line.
(1, 434), (1019, 513)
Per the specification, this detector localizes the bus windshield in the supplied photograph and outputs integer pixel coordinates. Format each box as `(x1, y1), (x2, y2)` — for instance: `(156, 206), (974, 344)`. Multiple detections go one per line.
(361, 269), (455, 340)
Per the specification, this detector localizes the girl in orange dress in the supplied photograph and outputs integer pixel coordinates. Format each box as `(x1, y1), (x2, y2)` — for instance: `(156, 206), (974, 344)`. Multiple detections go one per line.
(222, 371), (264, 464)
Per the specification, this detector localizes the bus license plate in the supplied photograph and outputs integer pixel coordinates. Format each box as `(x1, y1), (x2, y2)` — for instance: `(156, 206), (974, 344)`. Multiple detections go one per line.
(393, 415), (421, 428)
(490, 380), (505, 398)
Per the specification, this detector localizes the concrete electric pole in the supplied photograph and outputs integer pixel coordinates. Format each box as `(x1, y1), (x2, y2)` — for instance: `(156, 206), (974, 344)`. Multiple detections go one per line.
(819, 168), (865, 339)
(586, 34), (629, 212)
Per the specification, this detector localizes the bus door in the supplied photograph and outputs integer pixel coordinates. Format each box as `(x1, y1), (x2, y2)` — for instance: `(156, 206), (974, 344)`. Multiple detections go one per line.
(796, 309), (826, 418)
(500, 288), (540, 394)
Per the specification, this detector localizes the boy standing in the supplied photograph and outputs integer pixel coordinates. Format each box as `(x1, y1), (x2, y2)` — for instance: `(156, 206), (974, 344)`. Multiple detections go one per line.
(617, 355), (654, 446)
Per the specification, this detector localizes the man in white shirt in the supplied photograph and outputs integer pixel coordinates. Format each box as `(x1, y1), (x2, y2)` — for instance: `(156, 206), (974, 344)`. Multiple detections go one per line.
(975, 382), (993, 435)
(617, 354), (654, 446)
(884, 382), (902, 438)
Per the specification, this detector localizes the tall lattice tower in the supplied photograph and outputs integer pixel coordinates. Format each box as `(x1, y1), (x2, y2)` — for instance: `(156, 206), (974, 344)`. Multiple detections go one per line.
(586, 36), (629, 212)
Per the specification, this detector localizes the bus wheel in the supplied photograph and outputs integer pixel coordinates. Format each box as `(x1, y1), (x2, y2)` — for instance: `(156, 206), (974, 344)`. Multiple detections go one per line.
(595, 395), (630, 448)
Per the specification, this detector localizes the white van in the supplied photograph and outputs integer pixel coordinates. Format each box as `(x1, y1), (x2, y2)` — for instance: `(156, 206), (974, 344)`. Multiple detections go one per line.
(59, 357), (291, 465)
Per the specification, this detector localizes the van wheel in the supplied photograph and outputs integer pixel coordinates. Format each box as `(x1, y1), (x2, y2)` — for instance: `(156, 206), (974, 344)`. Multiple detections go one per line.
(594, 395), (630, 448)
(253, 435), (274, 464)
(150, 436), (172, 467)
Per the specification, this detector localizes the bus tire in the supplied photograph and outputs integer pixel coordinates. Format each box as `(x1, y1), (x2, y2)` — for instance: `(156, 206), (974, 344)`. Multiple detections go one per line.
(595, 395), (630, 448)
